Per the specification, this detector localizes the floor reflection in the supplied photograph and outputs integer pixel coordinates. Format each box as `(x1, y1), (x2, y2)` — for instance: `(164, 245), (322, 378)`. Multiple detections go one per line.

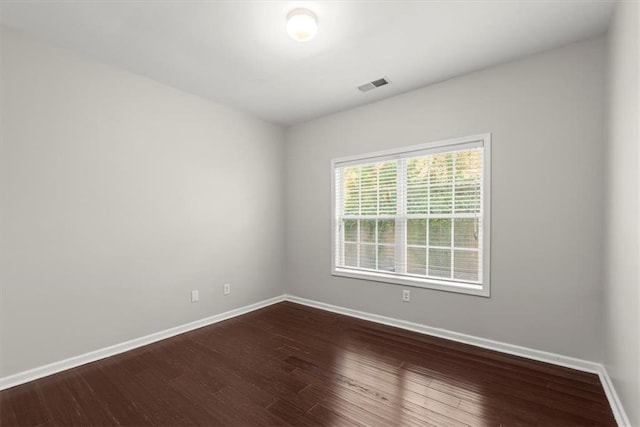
(322, 329), (494, 426)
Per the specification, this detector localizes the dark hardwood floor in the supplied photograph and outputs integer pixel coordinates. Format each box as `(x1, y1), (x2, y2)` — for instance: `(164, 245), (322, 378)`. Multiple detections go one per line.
(0, 301), (616, 426)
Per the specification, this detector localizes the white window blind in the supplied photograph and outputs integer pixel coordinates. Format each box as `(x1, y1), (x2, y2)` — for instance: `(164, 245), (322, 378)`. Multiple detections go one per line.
(332, 134), (491, 296)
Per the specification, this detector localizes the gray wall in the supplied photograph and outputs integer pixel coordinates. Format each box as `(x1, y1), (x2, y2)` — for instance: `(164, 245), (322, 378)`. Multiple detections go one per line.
(0, 28), (285, 377)
(285, 38), (606, 362)
(1, 19), (624, 398)
(604, 1), (640, 425)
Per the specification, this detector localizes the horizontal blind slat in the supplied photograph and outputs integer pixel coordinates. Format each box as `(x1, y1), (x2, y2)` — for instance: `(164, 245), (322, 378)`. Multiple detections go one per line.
(335, 143), (484, 287)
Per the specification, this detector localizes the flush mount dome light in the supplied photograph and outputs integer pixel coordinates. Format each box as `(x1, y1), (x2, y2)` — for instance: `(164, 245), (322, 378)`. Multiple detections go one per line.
(286, 8), (317, 42)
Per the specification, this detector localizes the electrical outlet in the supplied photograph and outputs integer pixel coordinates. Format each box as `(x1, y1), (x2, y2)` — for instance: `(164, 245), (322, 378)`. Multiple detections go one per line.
(223, 283), (231, 296)
(402, 289), (410, 302)
(191, 290), (199, 303)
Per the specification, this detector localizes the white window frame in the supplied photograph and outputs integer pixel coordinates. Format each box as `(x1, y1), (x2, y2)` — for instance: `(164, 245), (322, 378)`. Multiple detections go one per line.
(331, 133), (491, 297)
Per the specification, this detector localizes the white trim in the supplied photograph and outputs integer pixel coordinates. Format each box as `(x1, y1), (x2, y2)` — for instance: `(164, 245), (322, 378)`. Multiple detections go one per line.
(331, 133), (491, 297)
(0, 295), (285, 391)
(0, 293), (630, 426)
(482, 135), (492, 296)
(332, 267), (487, 296)
(284, 294), (630, 426)
(332, 133), (488, 167)
(285, 295), (599, 371)
(597, 366), (632, 427)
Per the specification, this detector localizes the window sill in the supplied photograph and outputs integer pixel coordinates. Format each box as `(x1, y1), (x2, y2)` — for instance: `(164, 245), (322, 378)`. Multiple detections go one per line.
(332, 267), (490, 297)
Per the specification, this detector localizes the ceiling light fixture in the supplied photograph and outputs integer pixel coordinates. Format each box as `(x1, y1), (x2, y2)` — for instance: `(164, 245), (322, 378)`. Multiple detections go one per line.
(286, 8), (318, 42)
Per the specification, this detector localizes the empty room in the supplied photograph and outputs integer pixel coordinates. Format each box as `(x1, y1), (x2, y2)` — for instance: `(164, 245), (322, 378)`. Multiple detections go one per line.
(0, 0), (638, 426)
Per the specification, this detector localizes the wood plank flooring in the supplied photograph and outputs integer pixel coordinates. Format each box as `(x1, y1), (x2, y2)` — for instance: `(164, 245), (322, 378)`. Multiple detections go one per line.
(0, 301), (616, 426)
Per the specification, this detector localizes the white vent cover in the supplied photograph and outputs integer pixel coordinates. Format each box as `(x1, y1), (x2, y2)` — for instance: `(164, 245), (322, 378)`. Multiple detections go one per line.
(358, 77), (391, 92)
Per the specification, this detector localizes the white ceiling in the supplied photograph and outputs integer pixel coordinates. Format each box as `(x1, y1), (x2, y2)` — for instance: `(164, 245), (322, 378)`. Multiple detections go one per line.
(1, 1), (615, 125)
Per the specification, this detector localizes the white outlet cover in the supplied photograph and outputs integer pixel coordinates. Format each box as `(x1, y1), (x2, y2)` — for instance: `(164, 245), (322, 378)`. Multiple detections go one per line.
(191, 290), (199, 303)
(223, 283), (231, 295)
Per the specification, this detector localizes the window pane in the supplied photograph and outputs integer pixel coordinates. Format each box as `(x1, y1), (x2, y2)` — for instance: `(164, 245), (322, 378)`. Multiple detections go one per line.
(454, 218), (478, 248)
(334, 140), (487, 291)
(455, 151), (480, 174)
(429, 248), (451, 278)
(455, 149), (481, 180)
(378, 246), (395, 272)
(344, 243), (357, 267)
(378, 220), (395, 244)
(407, 187), (428, 214)
(429, 184), (453, 214)
(454, 183), (480, 213)
(407, 219), (426, 245)
(407, 247), (426, 275)
(429, 219), (451, 247)
(360, 165), (377, 215)
(429, 153), (453, 185)
(407, 157), (428, 214)
(360, 220), (376, 243)
(378, 162), (397, 214)
(454, 150), (481, 213)
(344, 219), (358, 242)
(407, 157), (428, 181)
(454, 250), (479, 281)
(343, 167), (360, 215)
(360, 244), (376, 269)
(429, 154), (453, 214)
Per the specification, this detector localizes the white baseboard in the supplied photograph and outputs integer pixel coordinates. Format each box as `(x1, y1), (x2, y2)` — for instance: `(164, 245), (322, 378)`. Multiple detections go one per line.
(597, 366), (632, 427)
(0, 293), (629, 426)
(284, 294), (630, 427)
(0, 295), (285, 391)
(284, 295), (601, 372)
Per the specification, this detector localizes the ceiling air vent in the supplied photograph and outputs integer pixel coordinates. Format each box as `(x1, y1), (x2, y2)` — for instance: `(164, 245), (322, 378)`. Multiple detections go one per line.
(358, 77), (391, 92)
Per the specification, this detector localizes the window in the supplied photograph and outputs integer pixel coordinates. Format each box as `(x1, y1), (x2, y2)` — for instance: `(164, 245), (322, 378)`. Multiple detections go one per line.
(332, 134), (491, 296)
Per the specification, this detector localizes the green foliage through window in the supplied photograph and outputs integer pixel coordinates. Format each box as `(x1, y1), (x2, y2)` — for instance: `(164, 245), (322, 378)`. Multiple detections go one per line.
(334, 140), (487, 290)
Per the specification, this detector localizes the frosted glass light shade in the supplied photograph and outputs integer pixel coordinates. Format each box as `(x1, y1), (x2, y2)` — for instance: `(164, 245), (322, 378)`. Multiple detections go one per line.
(286, 9), (318, 42)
